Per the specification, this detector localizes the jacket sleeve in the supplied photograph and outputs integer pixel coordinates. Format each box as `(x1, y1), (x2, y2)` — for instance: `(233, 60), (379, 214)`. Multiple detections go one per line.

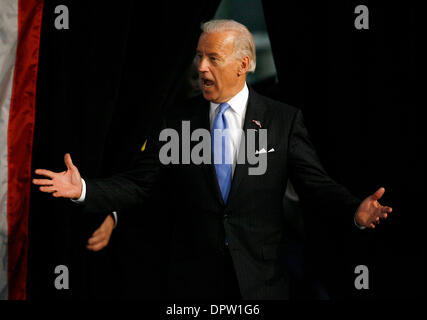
(287, 109), (361, 223)
(82, 126), (164, 215)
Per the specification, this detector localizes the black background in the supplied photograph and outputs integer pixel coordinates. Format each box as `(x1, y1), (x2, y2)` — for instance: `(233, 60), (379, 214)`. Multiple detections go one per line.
(28, 0), (423, 299)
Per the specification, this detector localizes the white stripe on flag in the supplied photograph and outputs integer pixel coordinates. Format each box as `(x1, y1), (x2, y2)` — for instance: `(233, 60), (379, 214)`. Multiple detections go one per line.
(0, 0), (18, 300)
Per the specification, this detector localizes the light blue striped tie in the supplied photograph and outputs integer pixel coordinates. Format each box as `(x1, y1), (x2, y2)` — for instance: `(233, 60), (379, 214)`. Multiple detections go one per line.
(212, 102), (232, 203)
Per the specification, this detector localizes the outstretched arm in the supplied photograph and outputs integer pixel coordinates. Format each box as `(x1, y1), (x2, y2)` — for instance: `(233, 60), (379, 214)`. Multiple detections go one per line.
(288, 110), (392, 229)
(33, 131), (163, 214)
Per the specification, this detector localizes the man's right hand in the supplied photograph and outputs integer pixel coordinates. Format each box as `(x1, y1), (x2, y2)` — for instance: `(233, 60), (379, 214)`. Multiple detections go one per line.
(33, 153), (82, 199)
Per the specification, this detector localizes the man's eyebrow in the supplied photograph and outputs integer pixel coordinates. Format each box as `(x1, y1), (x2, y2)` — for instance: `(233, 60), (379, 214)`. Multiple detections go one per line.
(195, 50), (221, 58)
(205, 52), (222, 59)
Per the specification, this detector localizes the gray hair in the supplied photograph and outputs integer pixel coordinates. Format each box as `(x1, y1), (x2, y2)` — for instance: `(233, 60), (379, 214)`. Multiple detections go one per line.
(201, 19), (256, 73)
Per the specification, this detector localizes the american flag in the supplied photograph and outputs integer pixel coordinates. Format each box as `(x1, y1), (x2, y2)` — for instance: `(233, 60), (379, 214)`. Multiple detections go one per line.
(0, 0), (43, 300)
(252, 120), (262, 128)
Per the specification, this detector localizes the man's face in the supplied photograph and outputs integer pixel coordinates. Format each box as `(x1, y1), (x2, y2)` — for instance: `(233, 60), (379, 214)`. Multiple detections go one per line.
(196, 31), (245, 103)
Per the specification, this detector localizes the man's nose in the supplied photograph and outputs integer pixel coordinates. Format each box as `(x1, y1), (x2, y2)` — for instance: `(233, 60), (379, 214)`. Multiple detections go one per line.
(198, 57), (209, 72)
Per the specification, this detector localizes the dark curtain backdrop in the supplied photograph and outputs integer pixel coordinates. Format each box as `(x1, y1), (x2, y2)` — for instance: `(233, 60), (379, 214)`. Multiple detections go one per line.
(28, 0), (220, 299)
(262, 0), (423, 298)
(28, 0), (423, 300)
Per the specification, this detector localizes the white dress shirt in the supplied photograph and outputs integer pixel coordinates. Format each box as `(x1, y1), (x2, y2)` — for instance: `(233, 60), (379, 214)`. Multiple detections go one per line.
(209, 83), (249, 176)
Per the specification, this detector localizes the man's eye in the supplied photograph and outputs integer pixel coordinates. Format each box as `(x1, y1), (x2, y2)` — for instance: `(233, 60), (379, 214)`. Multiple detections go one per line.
(210, 57), (217, 61)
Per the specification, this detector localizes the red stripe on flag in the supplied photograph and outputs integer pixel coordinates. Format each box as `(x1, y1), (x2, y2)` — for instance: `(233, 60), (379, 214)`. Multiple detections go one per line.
(7, 0), (43, 300)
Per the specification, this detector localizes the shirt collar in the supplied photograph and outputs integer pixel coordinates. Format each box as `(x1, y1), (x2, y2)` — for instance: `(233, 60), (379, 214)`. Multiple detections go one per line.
(210, 83), (249, 116)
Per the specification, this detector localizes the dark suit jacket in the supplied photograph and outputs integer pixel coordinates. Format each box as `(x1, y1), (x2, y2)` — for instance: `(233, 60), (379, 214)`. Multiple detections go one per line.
(82, 86), (361, 299)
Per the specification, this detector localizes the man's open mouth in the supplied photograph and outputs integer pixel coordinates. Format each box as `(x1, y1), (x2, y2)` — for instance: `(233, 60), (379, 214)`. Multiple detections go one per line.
(201, 78), (215, 88)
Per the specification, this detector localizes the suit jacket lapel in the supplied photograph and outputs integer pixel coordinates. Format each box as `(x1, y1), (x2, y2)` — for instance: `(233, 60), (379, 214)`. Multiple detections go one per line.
(227, 87), (267, 206)
(196, 87), (267, 207)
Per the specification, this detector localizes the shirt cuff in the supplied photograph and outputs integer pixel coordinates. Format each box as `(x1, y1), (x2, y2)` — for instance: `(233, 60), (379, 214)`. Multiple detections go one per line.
(111, 211), (118, 229)
(71, 178), (86, 203)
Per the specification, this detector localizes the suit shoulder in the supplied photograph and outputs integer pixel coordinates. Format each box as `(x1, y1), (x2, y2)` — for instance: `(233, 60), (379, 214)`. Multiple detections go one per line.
(254, 90), (300, 119)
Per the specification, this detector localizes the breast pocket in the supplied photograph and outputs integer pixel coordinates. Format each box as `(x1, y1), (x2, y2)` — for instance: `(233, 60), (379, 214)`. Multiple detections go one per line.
(248, 148), (282, 177)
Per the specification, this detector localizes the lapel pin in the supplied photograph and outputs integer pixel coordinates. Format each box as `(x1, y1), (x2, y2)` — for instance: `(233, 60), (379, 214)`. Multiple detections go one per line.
(252, 120), (262, 128)
(141, 139), (147, 152)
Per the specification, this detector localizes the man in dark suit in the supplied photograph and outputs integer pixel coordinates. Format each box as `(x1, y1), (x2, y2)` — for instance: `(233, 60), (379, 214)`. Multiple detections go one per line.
(33, 19), (392, 299)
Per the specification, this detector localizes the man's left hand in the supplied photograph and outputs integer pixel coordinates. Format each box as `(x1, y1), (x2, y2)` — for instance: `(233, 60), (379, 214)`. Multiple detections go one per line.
(355, 187), (392, 229)
(87, 214), (114, 251)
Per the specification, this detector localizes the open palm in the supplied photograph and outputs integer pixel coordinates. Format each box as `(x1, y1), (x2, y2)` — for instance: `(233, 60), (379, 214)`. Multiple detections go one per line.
(355, 187), (392, 229)
(33, 153), (82, 199)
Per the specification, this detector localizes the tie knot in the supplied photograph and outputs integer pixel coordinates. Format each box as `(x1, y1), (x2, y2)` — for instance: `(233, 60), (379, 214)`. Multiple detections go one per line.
(218, 102), (230, 115)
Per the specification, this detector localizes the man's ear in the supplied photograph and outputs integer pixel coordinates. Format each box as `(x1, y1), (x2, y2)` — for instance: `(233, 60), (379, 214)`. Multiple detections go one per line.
(238, 56), (250, 76)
